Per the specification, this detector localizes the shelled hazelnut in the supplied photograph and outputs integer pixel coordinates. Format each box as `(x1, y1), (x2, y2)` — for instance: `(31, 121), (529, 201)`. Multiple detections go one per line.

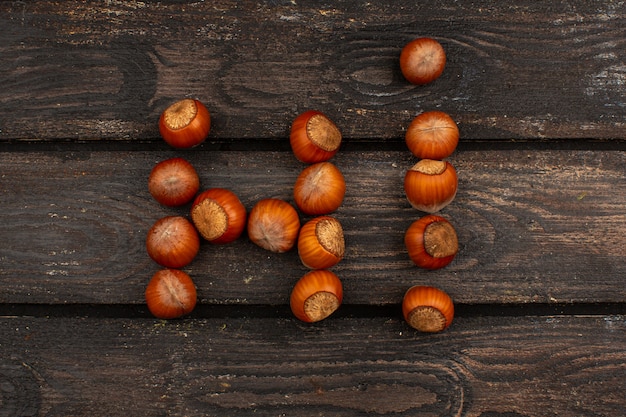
(247, 198), (301, 253)
(146, 216), (200, 269)
(148, 157), (200, 207)
(399, 37), (446, 85)
(405, 214), (458, 270)
(145, 268), (197, 319)
(402, 285), (454, 332)
(290, 270), (343, 323)
(405, 111), (459, 160)
(297, 216), (345, 270)
(190, 188), (247, 244)
(293, 161), (346, 215)
(404, 159), (458, 213)
(290, 110), (342, 163)
(159, 98), (211, 149)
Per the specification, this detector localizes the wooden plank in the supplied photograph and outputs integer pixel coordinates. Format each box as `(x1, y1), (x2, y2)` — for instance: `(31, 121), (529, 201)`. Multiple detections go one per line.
(1, 315), (624, 416)
(1, 1), (625, 141)
(1, 149), (624, 305)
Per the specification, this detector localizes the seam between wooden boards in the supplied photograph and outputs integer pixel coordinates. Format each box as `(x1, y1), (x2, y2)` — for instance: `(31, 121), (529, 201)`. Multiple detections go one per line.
(0, 302), (624, 319)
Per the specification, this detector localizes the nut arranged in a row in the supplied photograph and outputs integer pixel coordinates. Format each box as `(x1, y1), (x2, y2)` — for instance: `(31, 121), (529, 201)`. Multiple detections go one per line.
(144, 98), (213, 319)
(288, 111), (346, 323)
(399, 37), (459, 333)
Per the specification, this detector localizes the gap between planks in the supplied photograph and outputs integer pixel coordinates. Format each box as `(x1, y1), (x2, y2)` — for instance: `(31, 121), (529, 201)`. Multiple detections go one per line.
(1, 302), (625, 320)
(1, 138), (626, 154)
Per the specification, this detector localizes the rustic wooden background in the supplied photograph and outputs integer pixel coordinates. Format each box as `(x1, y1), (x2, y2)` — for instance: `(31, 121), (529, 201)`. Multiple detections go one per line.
(1, 1), (624, 416)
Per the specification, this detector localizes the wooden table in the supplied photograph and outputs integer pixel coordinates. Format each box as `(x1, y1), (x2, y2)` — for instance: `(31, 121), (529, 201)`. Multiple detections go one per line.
(1, 1), (624, 415)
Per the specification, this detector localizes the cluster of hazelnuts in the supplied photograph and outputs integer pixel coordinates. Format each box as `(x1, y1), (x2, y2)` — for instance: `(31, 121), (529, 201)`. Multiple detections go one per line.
(399, 37), (459, 333)
(143, 98), (348, 324)
(143, 36), (458, 333)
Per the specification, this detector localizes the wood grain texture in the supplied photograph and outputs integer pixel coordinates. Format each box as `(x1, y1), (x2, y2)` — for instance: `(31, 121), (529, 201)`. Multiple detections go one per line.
(1, 0), (625, 141)
(1, 315), (624, 416)
(1, 2), (624, 415)
(1, 149), (624, 305)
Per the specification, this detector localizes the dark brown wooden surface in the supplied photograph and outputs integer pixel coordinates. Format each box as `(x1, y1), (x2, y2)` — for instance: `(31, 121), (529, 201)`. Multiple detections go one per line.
(1, 0), (626, 141)
(1, 1), (625, 416)
(2, 316), (625, 416)
(0, 149), (624, 305)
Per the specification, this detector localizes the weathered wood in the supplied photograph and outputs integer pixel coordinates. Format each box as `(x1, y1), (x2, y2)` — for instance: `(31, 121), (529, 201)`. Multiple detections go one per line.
(1, 149), (624, 305)
(1, 2), (624, 416)
(1, 1), (625, 141)
(1, 315), (624, 416)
